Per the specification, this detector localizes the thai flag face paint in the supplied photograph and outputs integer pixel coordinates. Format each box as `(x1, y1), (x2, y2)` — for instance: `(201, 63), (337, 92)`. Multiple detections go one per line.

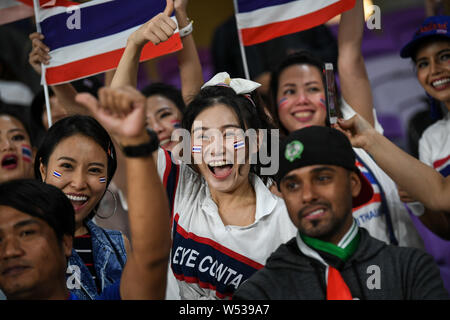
(99, 177), (106, 183)
(278, 97), (289, 109)
(192, 145), (202, 153)
(319, 98), (327, 109)
(21, 145), (32, 163)
(233, 140), (245, 150)
(53, 171), (62, 178)
(171, 120), (181, 129)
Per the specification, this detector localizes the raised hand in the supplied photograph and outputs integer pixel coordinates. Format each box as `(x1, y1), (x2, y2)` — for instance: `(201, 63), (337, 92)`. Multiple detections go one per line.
(75, 86), (148, 145)
(129, 0), (177, 47)
(28, 32), (51, 75)
(333, 114), (375, 150)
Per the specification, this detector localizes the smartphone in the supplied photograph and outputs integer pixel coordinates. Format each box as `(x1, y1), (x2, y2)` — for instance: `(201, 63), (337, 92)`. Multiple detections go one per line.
(323, 63), (338, 126)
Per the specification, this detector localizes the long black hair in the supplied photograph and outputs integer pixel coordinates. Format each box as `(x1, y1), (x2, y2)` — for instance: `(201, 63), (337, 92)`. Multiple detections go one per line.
(34, 115), (117, 220)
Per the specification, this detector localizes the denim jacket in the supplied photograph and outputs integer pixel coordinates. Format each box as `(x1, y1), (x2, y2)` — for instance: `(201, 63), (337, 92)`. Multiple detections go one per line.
(66, 220), (127, 300)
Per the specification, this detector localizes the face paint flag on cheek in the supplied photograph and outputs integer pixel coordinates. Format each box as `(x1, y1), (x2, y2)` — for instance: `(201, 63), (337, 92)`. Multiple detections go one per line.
(21, 145), (32, 163)
(233, 140), (245, 150)
(192, 145), (202, 153)
(99, 177), (106, 183)
(278, 97), (289, 109)
(53, 171), (62, 178)
(171, 120), (181, 129)
(319, 98), (327, 110)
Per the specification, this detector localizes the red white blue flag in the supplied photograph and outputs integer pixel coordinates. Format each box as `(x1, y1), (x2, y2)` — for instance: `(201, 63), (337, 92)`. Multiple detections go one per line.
(21, 144), (33, 163)
(0, 0), (34, 25)
(433, 155), (450, 177)
(234, 0), (356, 46)
(23, 0), (182, 85)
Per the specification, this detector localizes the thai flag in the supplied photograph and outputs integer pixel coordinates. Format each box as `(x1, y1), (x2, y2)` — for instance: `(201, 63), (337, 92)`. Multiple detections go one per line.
(171, 120), (181, 129)
(53, 170), (62, 178)
(28, 0), (182, 85)
(99, 177), (106, 183)
(277, 97), (289, 109)
(233, 140), (245, 150)
(234, 0), (356, 46)
(0, 0), (34, 25)
(192, 145), (202, 153)
(21, 144), (33, 163)
(433, 155), (450, 177)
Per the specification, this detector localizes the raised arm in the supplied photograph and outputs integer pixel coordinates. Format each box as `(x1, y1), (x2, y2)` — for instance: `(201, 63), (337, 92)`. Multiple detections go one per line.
(76, 87), (171, 299)
(335, 115), (450, 213)
(174, 0), (204, 104)
(110, 0), (176, 89)
(338, 0), (375, 126)
(111, 0), (203, 105)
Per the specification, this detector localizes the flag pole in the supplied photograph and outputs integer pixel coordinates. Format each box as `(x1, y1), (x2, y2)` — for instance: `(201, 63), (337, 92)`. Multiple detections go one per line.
(33, 0), (52, 127)
(232, 0), (250, 80)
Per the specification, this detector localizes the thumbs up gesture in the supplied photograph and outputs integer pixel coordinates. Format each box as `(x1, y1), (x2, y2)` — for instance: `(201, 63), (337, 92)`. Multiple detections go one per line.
(129, 0), (177, 47)
(76, 86), (148, 146)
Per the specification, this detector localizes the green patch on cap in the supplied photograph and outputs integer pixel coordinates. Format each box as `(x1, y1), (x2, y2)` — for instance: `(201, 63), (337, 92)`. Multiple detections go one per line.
(285, 140), (304, 162)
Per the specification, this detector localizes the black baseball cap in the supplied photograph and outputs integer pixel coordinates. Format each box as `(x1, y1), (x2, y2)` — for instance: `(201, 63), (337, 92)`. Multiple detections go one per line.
(275, 126), (373, 208)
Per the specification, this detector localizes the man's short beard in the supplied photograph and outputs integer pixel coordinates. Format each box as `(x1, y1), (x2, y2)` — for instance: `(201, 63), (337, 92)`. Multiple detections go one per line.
(297, 201), (353, 243)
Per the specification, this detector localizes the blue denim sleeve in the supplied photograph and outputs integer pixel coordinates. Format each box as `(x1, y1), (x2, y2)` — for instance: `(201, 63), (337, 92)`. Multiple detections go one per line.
(95, 281), (121, 300)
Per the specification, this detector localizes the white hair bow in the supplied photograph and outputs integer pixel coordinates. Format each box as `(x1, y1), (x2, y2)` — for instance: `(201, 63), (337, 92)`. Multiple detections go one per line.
(201, 72), (261, 95)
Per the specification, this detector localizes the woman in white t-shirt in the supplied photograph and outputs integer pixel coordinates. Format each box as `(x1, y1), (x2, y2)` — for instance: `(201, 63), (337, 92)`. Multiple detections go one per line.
(399, 15), (450, 294)
(266, 0), (424, 248)
(399, 15), (450, 207)
(76, 79), (297, 299)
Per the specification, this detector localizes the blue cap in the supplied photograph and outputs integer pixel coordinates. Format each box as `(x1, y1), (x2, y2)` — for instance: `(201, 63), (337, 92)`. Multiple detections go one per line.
(400, 15), (450, 58)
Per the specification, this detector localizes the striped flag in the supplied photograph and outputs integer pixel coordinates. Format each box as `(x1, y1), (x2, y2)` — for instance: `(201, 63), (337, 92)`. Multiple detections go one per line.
(0, 0), (34, 25)
(234, 0), (356, 46)
(433, 155), (450, 177)
(233, 140), (245, 150)
(1, 1), (90, 26)
(192, 145), (202, 153)
(171, 120), (181, 129)
(277, 97), (289, 109)
(21, 144), (33, 163)
(29, 0), (182, 85)
(53, 170), (62, 178)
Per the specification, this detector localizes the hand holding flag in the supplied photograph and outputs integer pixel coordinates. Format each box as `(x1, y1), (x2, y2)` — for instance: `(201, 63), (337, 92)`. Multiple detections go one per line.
(28, 32), (50, 75)
(129, 0), (177, 47)
(30, 0), (182, 85)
